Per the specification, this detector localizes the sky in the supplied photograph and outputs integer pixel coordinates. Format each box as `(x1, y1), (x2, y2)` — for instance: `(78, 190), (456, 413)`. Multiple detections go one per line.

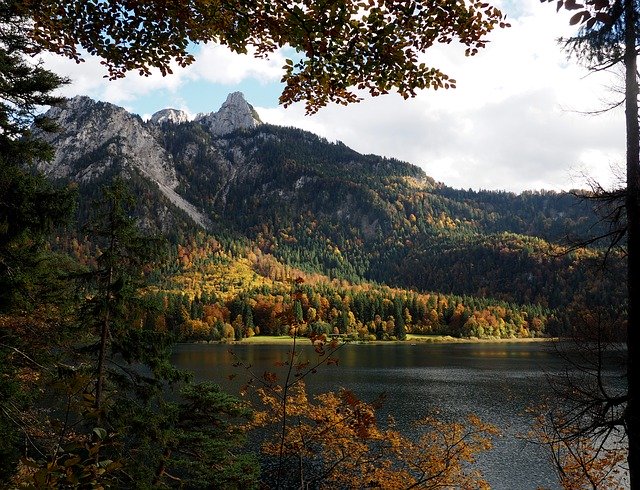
(39, 0), (626, 194)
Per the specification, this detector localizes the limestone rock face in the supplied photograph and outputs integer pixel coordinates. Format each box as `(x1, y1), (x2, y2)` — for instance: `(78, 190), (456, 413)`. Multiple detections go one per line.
(39, 96), (178, 188)
(196, 92), (262, 136)
(33, 93), (265, 230)
(150, 108), (189, 126)
(37, 96), (210, 229)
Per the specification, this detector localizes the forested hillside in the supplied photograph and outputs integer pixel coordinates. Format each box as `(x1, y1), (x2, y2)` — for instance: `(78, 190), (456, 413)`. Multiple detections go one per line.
(36, 95), (625, 342)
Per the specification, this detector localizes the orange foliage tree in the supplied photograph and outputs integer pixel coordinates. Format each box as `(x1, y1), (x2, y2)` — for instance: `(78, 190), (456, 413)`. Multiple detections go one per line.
(530, 410), (627, 490)
(254, 379), (498, 489)
(231, 280), (499, 489)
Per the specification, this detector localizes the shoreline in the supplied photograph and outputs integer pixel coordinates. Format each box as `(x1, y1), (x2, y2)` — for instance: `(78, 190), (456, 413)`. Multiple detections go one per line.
(207, 334), (558, 346)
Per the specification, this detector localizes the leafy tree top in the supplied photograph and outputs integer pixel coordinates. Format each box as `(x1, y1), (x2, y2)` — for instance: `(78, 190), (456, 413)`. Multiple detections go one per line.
(1, 1), (67, 163)
(23, 0), (508, 112)
(542, 0), (631, 68)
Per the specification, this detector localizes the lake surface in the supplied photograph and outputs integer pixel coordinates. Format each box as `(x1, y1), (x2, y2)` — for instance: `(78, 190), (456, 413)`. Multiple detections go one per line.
(172, 341), (623, 489)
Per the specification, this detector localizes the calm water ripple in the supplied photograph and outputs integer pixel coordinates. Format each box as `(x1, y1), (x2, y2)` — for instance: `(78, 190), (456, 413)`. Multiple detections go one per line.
(172, 341), (625, 490)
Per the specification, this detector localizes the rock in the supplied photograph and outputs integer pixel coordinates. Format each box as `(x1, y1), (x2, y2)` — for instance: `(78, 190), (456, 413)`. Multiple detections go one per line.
(37, 96), (178, 189)
(150, 108), (189, 125)
(36, 95), (210, 229)
(196, 91), (262, 136)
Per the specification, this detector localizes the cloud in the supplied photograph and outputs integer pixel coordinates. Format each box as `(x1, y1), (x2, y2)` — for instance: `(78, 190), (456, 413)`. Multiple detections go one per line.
(258, 0), (626, 192)
(40, 43), (287, 110)
(39, 51), (188, 110)
(187, 44), (286, 85)
(39, 0), (625, 192)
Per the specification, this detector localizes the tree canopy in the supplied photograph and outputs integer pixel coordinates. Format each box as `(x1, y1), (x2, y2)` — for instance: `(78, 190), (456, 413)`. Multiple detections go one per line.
(541, 0), (639, 487)
(544, 0), (628, 68)
(22, 0), (508, 112)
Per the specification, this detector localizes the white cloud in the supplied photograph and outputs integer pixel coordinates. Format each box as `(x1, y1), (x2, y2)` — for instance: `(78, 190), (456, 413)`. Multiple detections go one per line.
(40, 44), (287, 109)
(187, 44), (286, 85)
(39, 0), (626, 192)
(258, 0), (626, 192)
(39, 51), (188, 108)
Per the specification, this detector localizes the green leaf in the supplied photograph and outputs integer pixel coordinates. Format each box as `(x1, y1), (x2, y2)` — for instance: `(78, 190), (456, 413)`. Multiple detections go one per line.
(93, 427), (107, 440)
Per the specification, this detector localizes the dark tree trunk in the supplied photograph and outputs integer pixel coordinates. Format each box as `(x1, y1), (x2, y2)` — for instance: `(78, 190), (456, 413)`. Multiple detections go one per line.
(624, 0), (640, 487)
(95, 214), (117, 416)
(94, 264), (113, 415)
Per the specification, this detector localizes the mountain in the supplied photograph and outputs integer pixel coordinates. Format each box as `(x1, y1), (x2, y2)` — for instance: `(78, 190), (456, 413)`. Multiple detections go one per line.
(37, 95), (208, 231)
(36, 92), (262, 231)
(193, 91), (262, 136)
(150, 108), (189, 126)
(36, 92), (624, 327)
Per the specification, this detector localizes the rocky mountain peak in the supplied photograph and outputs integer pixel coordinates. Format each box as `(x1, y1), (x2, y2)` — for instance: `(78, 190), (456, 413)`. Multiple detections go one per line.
(196, 91), (262, 136)
(36, 96), (211, 229)
(44, 95), (107, 127)
(38, 96), (175, 183)
(150, 108), (189, 125)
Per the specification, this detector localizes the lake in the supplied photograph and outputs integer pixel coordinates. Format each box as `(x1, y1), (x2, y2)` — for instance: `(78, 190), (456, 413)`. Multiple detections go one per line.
(172, 340), (624, 489)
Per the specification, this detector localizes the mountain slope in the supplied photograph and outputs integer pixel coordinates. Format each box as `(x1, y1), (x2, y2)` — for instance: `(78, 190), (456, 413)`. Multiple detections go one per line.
(37, 93), (624, 318)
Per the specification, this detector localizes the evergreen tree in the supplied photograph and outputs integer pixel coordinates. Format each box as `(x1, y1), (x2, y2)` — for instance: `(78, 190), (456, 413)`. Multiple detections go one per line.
(542, 1), (639, 484)
(245, 305), (255, 330)
(0, 0), (73, 311)
(27, 179), (259, 487)
(80, 178), (172, 413)
(294, 299), (304, 324)
(0, 1), (74, 479)
(394, 297), (407, 340)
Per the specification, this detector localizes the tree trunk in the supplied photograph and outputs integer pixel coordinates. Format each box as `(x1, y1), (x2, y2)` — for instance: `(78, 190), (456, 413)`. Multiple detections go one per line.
(624, 0), (640, 487)
(94, 265), (113, 415)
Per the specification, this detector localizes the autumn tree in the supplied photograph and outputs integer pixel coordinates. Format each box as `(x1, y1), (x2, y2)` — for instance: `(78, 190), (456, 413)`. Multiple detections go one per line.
(229, 282), (498, 488)
(254, 379), (498, 489)
(541, 0), (639, 486)
(23, 0), (508, 113)
(531, 408), (627, 490)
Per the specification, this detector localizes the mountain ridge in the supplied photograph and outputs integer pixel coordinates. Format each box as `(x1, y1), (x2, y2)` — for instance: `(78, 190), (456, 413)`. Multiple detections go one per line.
(35, 92), (623, 323)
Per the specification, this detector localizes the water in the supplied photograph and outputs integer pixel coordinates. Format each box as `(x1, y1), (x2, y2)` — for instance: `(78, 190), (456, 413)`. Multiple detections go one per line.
(172, 341), (623, 489)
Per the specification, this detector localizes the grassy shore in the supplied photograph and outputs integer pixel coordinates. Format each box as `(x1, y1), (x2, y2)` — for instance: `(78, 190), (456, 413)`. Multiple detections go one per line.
(227, 334), (556, 345)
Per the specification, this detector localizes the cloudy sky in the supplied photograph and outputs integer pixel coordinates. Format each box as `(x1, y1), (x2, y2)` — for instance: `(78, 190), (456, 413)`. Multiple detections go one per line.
(40, 0), (626, 193)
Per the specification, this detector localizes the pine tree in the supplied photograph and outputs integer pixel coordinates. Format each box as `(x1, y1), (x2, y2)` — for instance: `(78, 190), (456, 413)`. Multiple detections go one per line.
(394, 297), (407, 340)
(0, 0), (73, 311)
(541, 2), (638, 485)
(80, 178), (172, 413)
(31, 179), (260, 488)
(294, 299), (304, 324)
(0, 1), (75, 479)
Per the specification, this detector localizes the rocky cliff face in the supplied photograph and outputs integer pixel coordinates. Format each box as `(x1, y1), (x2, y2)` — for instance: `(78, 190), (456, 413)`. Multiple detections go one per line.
(195, 91), (262, 136)
(35, 92), (271, 231)
(37, 95), (211, 228)
(150, 108), (189, 126)
(38, 96), (178, 188)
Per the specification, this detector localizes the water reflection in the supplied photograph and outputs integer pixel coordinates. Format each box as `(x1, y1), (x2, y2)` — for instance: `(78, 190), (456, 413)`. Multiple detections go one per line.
(172, 341), (619, 490)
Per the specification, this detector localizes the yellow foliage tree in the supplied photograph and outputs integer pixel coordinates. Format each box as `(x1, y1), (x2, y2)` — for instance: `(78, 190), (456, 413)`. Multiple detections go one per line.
(254, 380), (498, 489)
